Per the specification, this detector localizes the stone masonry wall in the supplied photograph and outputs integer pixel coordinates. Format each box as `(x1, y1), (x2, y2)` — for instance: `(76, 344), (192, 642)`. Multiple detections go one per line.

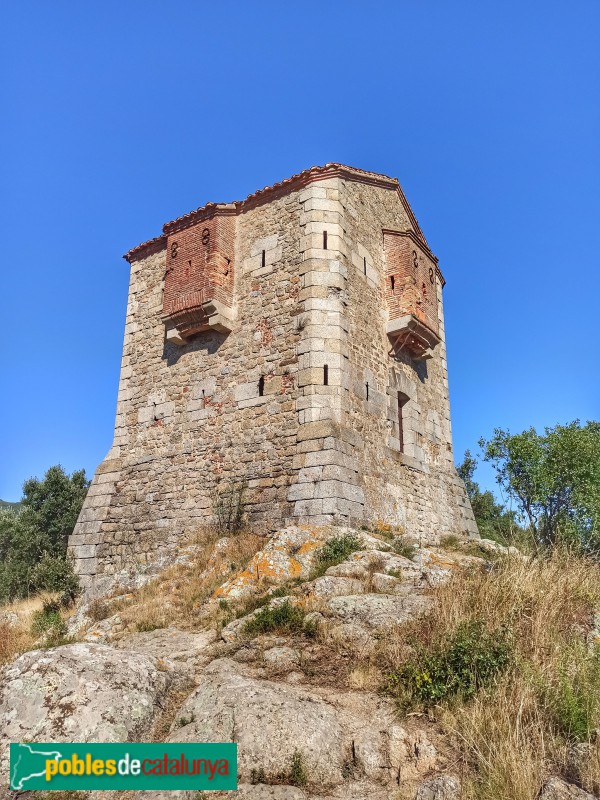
(70, 191), (306, 592)
(340, 179), (477, 536)
(70, 165), (477, 593)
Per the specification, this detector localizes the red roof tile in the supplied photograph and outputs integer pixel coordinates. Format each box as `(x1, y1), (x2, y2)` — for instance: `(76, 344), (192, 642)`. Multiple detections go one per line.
(124, 163), (433, 265)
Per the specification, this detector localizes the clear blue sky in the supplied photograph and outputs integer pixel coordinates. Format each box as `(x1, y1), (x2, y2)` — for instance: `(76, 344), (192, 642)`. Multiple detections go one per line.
(1, 1), (598, 502)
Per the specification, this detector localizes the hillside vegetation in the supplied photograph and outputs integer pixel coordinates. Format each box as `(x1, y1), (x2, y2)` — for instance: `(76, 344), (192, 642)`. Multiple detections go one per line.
(1, 420), (599, 799)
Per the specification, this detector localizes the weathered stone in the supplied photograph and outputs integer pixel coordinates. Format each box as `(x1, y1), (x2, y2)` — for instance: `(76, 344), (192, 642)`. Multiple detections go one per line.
(0, 643), (176, 787)
(68, 164), (477, 595)
(115, 627), (216, 675)
(539, 777), (597, 800)
(414, 774), (461, 800)
(303, 575), (365, 599)
(166, 659), (347, 786)
(327, 593), (432, 629)
(263, 646), (300, 668)
(213, 526), (330, 601)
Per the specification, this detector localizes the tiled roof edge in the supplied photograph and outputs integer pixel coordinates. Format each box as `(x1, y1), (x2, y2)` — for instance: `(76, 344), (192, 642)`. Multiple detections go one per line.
(124, 163), (432, 263)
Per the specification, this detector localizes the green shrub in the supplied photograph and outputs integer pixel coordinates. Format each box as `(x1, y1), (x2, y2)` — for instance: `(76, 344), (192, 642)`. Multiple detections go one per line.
(388, 620), (512, 710)
(244, 600), (305, 636)
(235, 585), (290, 619)
(311, 534), (362, 578)
(392, 539), (417, 560)
(288, 750), (308, 787)
(31, 599), (70, 647)
(250, 766), (266, 785)
(540, 642), (600, 742)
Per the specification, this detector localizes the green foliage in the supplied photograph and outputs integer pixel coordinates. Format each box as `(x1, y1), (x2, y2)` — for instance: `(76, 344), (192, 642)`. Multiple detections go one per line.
(310, 533), (362, 578)
(0, 500), (21, 511)
(213, 480), (247, 534)
(539, 642), (600, 742)
(235, 585), (289, 619)
(480, 421), (600, 551)
(250, 767), (266, 785)
(243, 600), (305, 636)
(0, 465), (88, 603)
(288, 750), (308, 787)
(457, 450), (523, 546)
(388, 620), (512, 710)
(392, 539), (417, 560)
(31, 599), (71, 647)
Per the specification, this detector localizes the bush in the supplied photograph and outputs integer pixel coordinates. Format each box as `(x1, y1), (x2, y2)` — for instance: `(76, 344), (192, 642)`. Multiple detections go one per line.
(31, 599), (70, 647)
(244, 600), (305, 636)
(539, 642), (600, 742)
(311, 534), (362, 578)
(288, 750), (308, 787)
(0, 465), (88, 603)
(388, 620), (512, 710)
(392, 539), (417, 560)
(235, 585), (289, 619)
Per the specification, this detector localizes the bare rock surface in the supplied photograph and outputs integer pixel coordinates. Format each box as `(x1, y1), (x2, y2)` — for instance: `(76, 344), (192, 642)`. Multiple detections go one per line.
(539, 777), (598, 799)
(414, 774), (461, 799)
(165, 658), (347, 786)
(158, 658), (442, 796)
(327, 592), (433, 629)
(0, 642), (177, 789)
(115, 626), (216, 675)
(302, 575), (365, 598)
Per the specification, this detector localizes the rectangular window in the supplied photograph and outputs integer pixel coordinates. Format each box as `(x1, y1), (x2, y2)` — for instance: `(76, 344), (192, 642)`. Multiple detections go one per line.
(397, 392), (409, 452)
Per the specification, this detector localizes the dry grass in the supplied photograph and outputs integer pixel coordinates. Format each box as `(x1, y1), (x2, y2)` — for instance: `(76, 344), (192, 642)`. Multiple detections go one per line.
(303, 549), (600, 798)
(0, 591), (63, 666)
(116, 528), (266, 634)
(368, 550), (600, 799)
(445, 673), (557, 800)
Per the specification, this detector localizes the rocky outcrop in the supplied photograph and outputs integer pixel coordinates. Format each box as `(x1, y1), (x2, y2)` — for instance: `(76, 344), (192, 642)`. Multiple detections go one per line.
(0, 642), (178, 788)
(168, 658), (347, 787)
(539, 777), (598, 799)
(0, 525), (499, 800)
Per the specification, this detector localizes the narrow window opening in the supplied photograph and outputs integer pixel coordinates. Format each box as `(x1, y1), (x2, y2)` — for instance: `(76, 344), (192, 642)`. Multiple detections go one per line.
(261, 250), (266, 268)
(397, 392), (409, 453)
(390, 275), (395, 293)
(258, 376), (265, 397)
(365, 382), (369, 401)
(323, 230), (328, 250)
(363, 257), (367, 275)
(323, 364), (329, 385)
(201, 389), (206, 409)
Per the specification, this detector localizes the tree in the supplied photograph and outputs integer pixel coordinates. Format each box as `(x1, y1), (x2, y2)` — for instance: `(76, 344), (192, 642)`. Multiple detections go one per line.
(0, 465), (89, 602)
(479, 421), (600, 552)
(457, 450), (522, 544)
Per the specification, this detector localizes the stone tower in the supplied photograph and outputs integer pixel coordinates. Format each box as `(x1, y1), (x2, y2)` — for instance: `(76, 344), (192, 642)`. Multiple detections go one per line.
(70, 164), (477, 593)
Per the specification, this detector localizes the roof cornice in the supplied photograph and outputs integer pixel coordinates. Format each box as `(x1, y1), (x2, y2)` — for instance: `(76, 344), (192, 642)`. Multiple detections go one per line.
(124, 163), (433, 264)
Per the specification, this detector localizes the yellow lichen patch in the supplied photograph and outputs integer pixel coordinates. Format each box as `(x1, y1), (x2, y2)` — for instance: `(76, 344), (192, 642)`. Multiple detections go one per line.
(296, 539), (323, 555)
(211, 526), (332, 600)
(426, 552), (459, 569)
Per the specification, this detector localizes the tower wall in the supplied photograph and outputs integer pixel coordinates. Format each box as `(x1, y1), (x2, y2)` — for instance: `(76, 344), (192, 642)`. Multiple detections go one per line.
(69, 165), (477, 594)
